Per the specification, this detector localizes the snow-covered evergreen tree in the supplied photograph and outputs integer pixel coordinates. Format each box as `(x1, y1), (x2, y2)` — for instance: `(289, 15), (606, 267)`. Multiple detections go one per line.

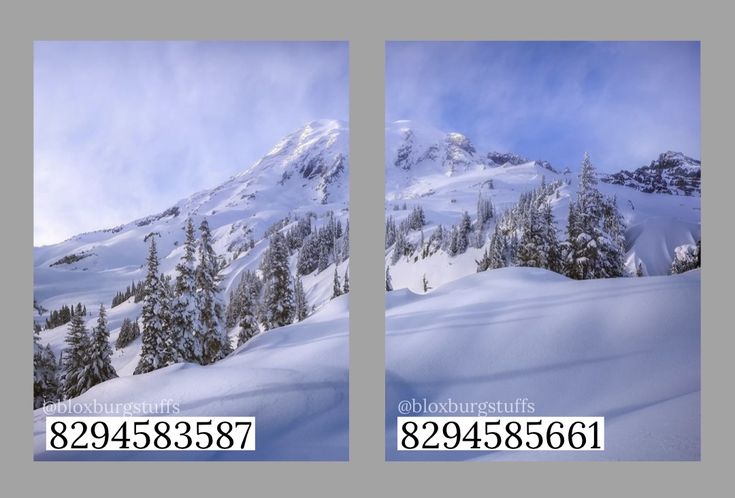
(391, 229), (407, 264)
(332, 267), (343, 299)
(134, 236), (172, 374)
(542, 202), (563, 274)
(34, 328), (59, 408)
(456, 211), (472, 254)
(341, 220), (350, 261)
(87, 304), (118, 386)
(293, 275), (308, 322)
(671, 242), (701, 274)
(158, 274), (178, 365)
(517, 206), (546, 268)
(385, 216), (397, 248)
(236, 281), (260, 348)
(563, 153), (626, 279)
(406, 205), (426, 230)
(317, 243), (330, 273)
(297, 233), (320, 275)
(62, 307), (92, 399)
(196, 219), (232, 364)
(115, 317), (141, 349)
(385, 266), (393, 291)
(342, 268), (350, 294)
(476, 192), (494, 229)
(224, 270), (263, 346)
(171, 218), (201, 362)
(484, 223), (510, 270)
(261, 232), (294, 329)
(448, 225), (459, 256)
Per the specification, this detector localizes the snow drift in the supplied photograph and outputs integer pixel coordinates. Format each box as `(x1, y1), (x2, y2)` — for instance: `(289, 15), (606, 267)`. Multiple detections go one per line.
(386, 267), (700, 461)
(34, 295), (349, 461)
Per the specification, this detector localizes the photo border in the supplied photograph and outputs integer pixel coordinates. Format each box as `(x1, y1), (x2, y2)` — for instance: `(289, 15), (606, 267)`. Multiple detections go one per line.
(3, 0), (730, 494)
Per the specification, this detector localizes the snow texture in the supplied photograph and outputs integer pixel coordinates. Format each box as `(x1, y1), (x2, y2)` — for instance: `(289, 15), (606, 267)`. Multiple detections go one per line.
(386, 268), (700, 461)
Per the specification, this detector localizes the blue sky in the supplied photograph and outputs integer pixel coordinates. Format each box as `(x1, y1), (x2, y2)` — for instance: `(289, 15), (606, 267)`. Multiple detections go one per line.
(34, 41), (348, 246)
(386, 41), (700, 173)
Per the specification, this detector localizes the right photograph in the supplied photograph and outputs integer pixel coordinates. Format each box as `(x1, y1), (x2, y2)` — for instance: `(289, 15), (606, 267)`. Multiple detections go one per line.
(385, 41), (700, 461)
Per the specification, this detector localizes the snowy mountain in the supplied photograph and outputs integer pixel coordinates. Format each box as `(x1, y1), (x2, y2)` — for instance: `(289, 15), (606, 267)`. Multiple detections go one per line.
(33, 119), (350, 460)
(34, 119), (348, 314)
(386, 120), (558, 184)
(384, 121), (701, 461)
(384, 121), (701, 291)
(602, 151), (701, 196)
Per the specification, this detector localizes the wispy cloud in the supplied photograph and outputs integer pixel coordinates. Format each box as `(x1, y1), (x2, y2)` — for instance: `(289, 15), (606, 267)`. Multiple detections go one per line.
(34, 41), (348, 246)
(386, 41), (700, 173)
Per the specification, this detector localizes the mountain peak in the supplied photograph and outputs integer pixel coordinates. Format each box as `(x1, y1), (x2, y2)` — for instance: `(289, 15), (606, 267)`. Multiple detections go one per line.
(602, 150), (701, 196)
(386, 121), (557, 175)
(651, 151), (700, 171)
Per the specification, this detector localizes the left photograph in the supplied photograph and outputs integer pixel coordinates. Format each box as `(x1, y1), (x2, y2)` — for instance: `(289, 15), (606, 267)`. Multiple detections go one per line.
(33, 41), (350, 460)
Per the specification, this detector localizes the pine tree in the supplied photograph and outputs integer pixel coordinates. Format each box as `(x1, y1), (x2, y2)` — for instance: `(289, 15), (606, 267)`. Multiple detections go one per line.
(457, 212), (472, 254)
(342, 268), (350, 294)
(196, 219), (231, 364)
(563, 200), (581, 278)
(134, 236), (171, 374)
(317, 243), (330, 273)
(385, 216), (397, 248)
(115, 317), (141, 349)
(87, 304), (118, 386)
(563, 153), (626, 279)
(236, 278), (260, 348)
(293, 275), (308, 322)
(341, 220), (350, 261)
(261, 232), (294, 329)
(385, 266), (393, 291)
(170, 218), (200, 362)
(542, 203), (562, 274)
(476, 192), (494, 229)
(297, 233), (320, 275)
(600, 196), (626, 276)
(477, 220), (511, 272)
(34, 328), (59, 408)
(448, 225), (459, 256)
(517, 207), (547, 268)
(62, 309), (92, 399)
(158, 274), (177, 366)
(391, 229), (407, 264)
(332, 267), (343, 299)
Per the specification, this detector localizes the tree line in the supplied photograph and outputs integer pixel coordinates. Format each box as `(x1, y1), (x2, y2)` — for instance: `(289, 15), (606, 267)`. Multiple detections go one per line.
(479, 153), (626, 278)
(42, 303), (87, 330)
(34, 211), (350, 406)
(384, 153), (629, 291)
(111, 280), (144, 308)
(33, 303), (117, 407)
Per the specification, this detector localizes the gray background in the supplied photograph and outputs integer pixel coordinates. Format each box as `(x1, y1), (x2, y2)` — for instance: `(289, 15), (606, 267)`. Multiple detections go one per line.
(2, 0), (731, 494)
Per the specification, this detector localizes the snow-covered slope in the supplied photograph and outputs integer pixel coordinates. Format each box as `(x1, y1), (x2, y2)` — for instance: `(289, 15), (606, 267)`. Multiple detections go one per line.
(386, 268), (700, 461)
(384, 121), (701, 291)
(34, 119), (348, 354)
(35, 295), (349, 460)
